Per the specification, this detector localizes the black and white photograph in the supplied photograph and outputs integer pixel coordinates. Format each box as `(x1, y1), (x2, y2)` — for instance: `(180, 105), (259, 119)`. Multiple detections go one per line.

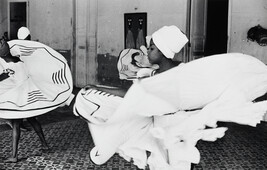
(0, 0), (267, 169)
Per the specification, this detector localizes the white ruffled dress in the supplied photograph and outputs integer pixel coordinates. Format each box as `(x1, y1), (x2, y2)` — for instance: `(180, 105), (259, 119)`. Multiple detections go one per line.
(0, 40), (73, 119)
(74, 53), (267, 169)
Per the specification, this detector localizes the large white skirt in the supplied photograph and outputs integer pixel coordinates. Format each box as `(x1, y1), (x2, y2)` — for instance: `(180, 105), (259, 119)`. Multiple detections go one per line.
(0, 40), (73, 119)
(74, 53), (267, 169)
(114, 53), (267, 118)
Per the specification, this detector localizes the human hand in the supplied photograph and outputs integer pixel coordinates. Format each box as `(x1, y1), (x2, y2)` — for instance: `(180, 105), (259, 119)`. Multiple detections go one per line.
(0, 71), (10, 81)
(136, 68), (156, 78)
(140, 45), (148, 55)
(3, 68), (15, 76)
(83, 84), (97, 91)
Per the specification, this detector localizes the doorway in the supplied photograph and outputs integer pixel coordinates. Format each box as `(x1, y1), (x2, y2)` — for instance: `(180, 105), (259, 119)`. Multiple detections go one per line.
(204, 0), (229, 56)
(8, 1), (28, 40)
(188, 0), (229, 60)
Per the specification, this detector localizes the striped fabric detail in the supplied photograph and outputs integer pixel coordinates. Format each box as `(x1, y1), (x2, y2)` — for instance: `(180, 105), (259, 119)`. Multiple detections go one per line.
(52, 69), (66, 84)
(27, 90), (46, 103)
(19, 46), (36, 56)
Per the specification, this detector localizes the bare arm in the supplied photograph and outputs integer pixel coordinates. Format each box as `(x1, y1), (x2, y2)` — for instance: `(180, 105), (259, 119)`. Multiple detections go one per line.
(84, 84), (127, 97)
(0, 72), (9, 81)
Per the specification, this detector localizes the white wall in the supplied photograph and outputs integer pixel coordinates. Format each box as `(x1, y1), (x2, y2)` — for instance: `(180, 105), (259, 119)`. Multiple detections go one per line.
(29, 0), (73, 50)
(74, 0), (188, 87)
(0, 0), (72, 50)
(97, 0), (188, 56)
(228, 0), (267, 63)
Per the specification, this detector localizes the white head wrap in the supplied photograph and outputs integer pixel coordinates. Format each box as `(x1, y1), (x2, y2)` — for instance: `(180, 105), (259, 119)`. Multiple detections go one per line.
(152, 25), (188, 59)
(17, 27), (30, 40)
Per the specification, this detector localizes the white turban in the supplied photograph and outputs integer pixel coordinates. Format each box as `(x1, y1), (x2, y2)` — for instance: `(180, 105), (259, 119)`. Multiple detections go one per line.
(152, 25), (188, 59)
(17, 27), (30, 40)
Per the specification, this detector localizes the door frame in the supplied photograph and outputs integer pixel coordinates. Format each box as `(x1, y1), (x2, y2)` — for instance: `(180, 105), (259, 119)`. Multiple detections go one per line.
(8, 0), (29, 40)
(187, 0), (208, 61)
(74, 0), (98, 87)
(227, 0), (232, 53)
(187, 0), (230, 61)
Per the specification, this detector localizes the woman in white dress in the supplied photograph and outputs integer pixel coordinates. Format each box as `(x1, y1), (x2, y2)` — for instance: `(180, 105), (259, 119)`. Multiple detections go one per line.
(0, 39), (73, 163)
(74, 25), (267, 169)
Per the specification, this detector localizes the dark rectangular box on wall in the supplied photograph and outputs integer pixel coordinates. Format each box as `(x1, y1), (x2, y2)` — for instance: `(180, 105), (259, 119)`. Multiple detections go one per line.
(124, 13), (147, 49)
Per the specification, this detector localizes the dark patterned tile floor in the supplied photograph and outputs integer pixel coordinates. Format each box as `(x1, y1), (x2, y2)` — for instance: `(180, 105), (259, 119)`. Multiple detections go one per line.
(0, 104), (267, 169)
(0, 115), (141, 170)
(194, 122), (267, 170)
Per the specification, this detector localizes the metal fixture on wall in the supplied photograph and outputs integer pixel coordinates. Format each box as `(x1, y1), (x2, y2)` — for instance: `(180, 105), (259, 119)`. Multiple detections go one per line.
(124, 13), (147, 49)
(247, 24), (267, 46)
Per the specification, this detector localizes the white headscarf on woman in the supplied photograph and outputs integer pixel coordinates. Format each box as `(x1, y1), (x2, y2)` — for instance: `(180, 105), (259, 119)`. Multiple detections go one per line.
(17, 27), (30, 40)
(152, 25), (188, 59)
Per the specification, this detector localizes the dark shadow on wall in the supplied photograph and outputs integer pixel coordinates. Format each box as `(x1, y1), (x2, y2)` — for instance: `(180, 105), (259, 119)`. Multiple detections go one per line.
(247, 25), (267, 46)
(97, 53), (132, 89)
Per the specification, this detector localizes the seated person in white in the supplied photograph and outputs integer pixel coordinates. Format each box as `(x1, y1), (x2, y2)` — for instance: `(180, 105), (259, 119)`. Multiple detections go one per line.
(74, 25), (267, 170)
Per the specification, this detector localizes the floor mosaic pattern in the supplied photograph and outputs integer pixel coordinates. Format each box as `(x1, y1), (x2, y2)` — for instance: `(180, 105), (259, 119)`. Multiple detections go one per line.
(1, 107), (267, 169)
